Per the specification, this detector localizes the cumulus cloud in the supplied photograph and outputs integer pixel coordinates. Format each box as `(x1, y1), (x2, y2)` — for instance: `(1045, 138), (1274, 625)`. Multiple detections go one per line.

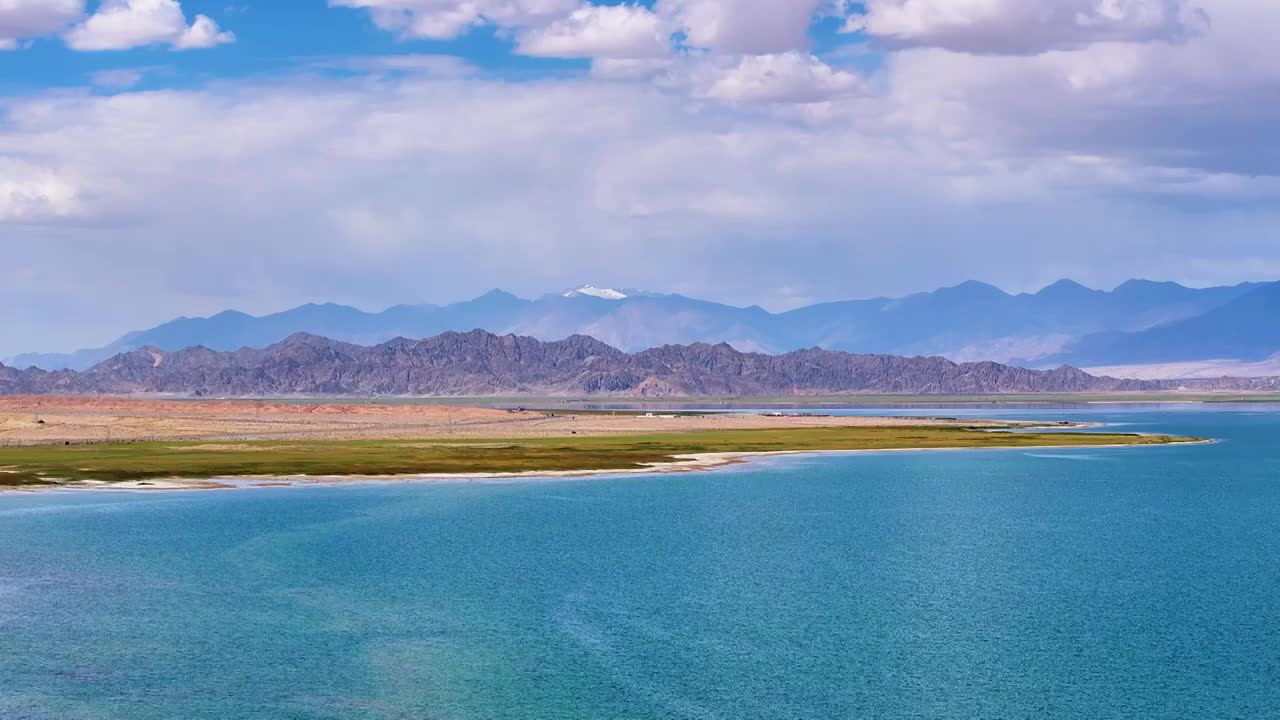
(173, 12), (235, 50)
(0, 158), (81, 222)
(657, 0), (833, 54)
(64, 0), (234, 51)
(0, 0), (83, 48)
(517, 4), (670, 59)
(697, 52), (863, 104)
(847, 0), (1208, 54)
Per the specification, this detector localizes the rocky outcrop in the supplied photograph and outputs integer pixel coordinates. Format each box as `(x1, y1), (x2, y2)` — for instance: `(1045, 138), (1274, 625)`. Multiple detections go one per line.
(0, 362), (90, 395)
(0, 329), (1224, 397)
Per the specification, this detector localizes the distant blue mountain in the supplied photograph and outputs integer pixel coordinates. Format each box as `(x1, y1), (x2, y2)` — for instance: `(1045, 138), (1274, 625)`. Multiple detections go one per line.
(1044, 282), (1280, 366)
(6, 279), (1273, 372)
(773, 279), (1260, 363)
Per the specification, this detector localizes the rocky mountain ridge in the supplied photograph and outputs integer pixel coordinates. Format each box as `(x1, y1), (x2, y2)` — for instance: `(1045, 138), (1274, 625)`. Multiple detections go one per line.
(5, 330), (1277, 398)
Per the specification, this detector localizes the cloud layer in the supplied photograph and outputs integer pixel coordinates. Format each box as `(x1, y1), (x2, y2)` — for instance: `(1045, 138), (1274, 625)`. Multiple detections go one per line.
(2, 0), (1278, 356)
(847, 0), (1207, 54)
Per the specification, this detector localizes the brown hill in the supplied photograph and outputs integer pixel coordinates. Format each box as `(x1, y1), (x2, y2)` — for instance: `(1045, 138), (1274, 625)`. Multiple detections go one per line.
(3, 329), (1276, 397)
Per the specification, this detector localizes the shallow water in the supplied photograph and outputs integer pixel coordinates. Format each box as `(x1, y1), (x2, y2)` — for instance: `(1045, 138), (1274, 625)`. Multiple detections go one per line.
(2, 407), (1279, 719)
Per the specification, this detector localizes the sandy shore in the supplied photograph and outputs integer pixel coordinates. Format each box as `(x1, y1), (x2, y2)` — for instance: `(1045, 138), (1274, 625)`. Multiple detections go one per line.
(0, 395), (1019, 445)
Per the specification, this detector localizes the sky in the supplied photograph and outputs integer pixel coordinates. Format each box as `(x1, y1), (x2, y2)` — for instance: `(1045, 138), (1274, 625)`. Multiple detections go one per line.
(2, 0), (1279, 356)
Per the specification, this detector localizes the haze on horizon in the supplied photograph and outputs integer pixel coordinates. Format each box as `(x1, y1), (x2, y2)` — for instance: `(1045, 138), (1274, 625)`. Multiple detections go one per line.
(3, 0), (1278, 357)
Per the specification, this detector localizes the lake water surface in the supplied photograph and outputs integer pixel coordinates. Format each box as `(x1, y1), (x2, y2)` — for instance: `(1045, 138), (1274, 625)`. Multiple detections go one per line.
(2, 406), (1278, 719)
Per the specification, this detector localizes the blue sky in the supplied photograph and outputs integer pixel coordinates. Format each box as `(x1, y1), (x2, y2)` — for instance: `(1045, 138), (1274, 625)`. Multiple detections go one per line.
(0, 1), (870, 91)
(0, 1), (552, 91)
(2, 0), (1278, 356)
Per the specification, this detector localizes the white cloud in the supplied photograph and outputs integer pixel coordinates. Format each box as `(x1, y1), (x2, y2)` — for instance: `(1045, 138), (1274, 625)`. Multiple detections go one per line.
(173, 12), (235, 50)
(847, 0), (1207, 54)
(330, 0), (578, 39)
(591, 57), (674, 81)
(0, 158), (81, 222)
(0, 0), (83, 48)
(878, 0), (1280, 176)
(338, 0), (846, 56)
(357, 1), (480, 39)
(64, 0), (233, 51)
(697, 52), (863, 103)
(3, 0), (1279, 356)
(517, 4), (670, 59)
(657, 0), (833, 53)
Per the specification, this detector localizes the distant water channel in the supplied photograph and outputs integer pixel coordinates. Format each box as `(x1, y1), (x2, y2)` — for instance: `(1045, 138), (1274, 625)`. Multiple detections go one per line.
(3, 405), (1279, 719)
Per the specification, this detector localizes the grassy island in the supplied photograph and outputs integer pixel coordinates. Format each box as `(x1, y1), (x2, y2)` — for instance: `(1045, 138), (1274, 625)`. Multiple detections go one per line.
(0, 426), (1202, 488)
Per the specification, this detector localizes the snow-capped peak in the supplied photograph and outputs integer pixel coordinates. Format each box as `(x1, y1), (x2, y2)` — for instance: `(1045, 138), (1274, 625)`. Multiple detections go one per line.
(563, 284), (628, 300)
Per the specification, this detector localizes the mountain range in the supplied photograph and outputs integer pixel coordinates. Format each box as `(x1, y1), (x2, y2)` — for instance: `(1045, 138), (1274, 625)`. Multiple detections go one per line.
(8, 280), (1279, 379)
(12, 329), (1275, 398)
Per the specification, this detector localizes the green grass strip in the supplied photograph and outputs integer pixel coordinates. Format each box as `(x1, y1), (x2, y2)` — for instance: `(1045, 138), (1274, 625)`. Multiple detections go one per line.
(0, 427), (1202, 487)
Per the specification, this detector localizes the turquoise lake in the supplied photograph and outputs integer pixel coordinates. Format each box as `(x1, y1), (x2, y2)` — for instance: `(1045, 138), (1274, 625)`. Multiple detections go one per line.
(2, 406), (1279, 719)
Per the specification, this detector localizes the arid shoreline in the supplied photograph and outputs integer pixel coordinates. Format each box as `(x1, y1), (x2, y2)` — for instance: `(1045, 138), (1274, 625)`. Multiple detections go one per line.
(0, 395), (1033, 446)
(0, 395), (1207, 493)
